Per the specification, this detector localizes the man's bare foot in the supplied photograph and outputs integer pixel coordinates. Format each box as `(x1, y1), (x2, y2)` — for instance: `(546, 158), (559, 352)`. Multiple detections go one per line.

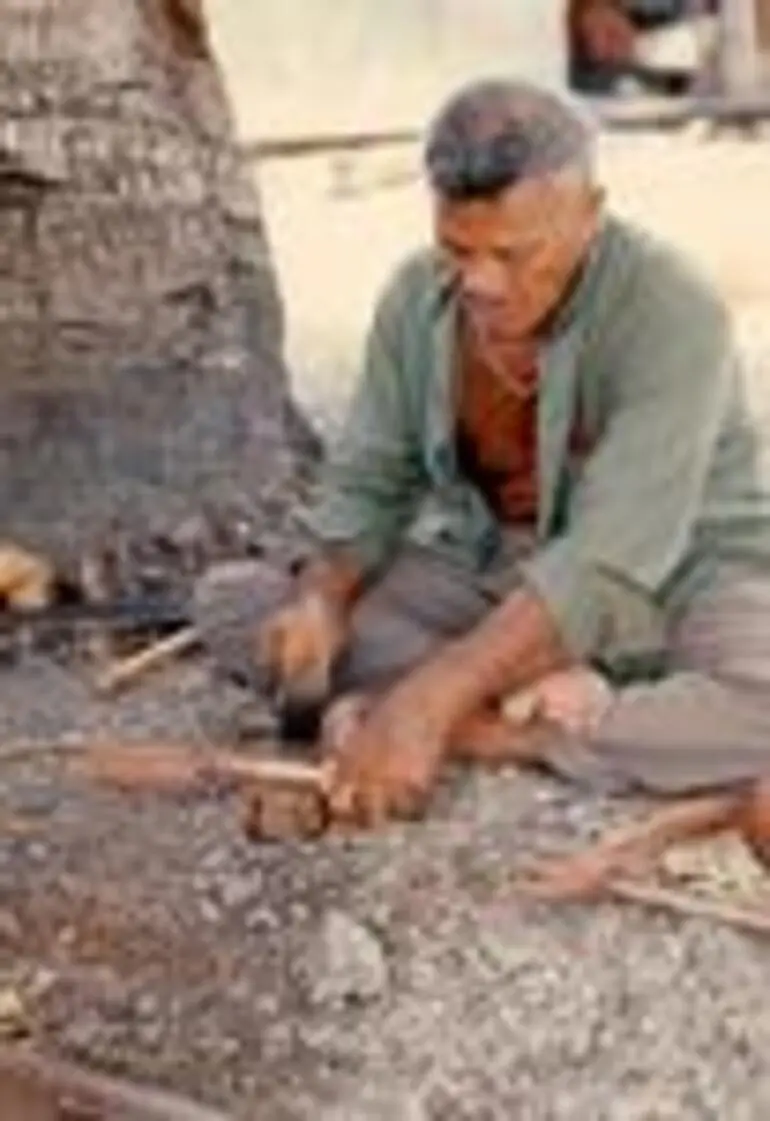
(448, 708), (552, 768)
(503, 666), (614, 738)
(321, 692), (554, 773)
(447, 664), (614, 769)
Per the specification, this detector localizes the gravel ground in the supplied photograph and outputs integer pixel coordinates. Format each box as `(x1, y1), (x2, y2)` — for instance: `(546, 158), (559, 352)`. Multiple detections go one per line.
(2, 651), (770, 1120)
(3, 428), (770, 1121)
(2, 139), (770, 1118)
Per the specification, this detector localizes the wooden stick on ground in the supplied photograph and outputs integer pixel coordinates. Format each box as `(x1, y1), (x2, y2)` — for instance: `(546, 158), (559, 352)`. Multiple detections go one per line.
(0, 542), (55, 609)
(510, 788), (770, 938)
(512, 858), (770, 938)
(71, 740), (328, 793)
(606, 877), (770, 938)
(0, 1045), (232, 1121)
(513, 793), (748, 901)
(0, 739), (91, 766)
(71, 740), (333, 842)
(93, 624), (200, 696)
(79, 540), (121, 667)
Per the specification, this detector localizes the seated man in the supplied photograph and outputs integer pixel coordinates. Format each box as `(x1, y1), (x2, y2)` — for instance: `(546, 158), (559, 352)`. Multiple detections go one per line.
(195, 78), (770, 835)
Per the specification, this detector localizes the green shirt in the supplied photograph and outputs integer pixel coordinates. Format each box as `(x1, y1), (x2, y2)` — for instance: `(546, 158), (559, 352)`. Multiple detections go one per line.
(299, 215), (770, 674)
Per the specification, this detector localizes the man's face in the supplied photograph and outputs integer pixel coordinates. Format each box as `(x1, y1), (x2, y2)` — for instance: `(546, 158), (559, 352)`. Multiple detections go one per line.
(434, 171), (603, 343)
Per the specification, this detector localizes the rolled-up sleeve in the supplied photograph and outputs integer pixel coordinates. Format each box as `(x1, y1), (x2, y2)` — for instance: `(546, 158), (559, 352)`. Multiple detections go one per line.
(297, 268), (428, 576)
(520, 276), (736, 668)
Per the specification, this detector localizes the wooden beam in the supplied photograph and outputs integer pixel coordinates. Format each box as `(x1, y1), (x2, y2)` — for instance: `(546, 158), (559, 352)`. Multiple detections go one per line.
(239, 128), (421, 164)
(235, 95), (770, 166)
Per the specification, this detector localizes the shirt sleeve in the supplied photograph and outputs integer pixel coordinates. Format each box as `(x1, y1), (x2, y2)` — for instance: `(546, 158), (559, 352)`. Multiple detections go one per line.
(519, 270), (737, 668)
(296, 266), (429, 576)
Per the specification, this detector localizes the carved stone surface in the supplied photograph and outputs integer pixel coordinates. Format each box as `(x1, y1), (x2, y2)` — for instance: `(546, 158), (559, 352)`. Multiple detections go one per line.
(0, 0), (315, 552)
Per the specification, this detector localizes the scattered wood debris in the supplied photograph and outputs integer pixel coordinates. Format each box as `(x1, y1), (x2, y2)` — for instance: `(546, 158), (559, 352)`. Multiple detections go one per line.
(0, 1046), (232, 1121)
(512, 859), (770, 937)
(0, 813), (45, 839)
(70, 739), (328, 796)
(513, 793), (770, 940)
(67, 739), (332, 841)
(93, 625), (201, 697)
(78, 537), (122, 667)
(602, 877), (770, 939)
(0, 989), (30, 1041)
(0, 542), (55, 610)
(0, 508), (285, 668)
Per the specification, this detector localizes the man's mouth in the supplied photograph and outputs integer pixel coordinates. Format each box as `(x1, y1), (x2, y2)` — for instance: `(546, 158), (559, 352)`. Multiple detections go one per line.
(466, 308), (519, 343)
(463, 301), (505, 326)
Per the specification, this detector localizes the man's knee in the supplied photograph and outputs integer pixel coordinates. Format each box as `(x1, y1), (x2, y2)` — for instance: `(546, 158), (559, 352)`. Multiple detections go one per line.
(332, 548), (491, 694)
(333, 609), (436, 694)
(503, 666), (614, 737)
(371, 546), (493, 636)
(583, 672), (770, 794)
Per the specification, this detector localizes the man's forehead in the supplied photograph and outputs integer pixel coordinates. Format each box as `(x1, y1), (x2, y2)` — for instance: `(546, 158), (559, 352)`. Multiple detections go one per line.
(434, 170), (589, 244)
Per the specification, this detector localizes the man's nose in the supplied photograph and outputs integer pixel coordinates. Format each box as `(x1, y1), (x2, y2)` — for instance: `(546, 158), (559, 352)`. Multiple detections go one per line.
(458, 258), (507, 302)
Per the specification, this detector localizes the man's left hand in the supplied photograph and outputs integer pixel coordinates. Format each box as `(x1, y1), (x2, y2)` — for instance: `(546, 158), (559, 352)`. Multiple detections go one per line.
(325, 672), (459, 828)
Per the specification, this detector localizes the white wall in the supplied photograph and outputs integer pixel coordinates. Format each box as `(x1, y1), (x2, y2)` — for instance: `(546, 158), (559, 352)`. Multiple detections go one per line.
(206, 0), (567, 139)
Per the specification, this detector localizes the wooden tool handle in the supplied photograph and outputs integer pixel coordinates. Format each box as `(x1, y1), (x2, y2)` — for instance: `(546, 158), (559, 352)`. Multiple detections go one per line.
(72, 740), (331, 796)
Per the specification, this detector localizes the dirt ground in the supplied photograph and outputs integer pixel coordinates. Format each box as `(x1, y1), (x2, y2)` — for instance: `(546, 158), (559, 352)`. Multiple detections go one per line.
(2, 132), (770, 1120)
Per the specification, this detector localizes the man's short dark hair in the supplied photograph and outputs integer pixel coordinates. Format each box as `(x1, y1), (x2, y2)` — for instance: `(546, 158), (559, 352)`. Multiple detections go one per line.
(425, 78), (595, 201)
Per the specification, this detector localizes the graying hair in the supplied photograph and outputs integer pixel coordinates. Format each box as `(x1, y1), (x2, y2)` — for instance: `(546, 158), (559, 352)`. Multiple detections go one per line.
(424, 78), (596, 201)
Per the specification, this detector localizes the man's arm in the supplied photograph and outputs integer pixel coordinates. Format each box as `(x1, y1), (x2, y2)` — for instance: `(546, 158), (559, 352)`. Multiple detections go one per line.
(420, 267), (737, 710)
(296, 263), (429, 615)
(293, 546), (366, 619)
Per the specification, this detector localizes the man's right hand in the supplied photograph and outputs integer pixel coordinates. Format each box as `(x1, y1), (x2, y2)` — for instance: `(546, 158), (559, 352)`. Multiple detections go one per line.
(256, 591), (349, 715)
